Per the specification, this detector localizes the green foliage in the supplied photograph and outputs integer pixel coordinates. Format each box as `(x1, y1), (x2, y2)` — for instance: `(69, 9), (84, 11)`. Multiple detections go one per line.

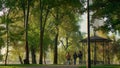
(0, 25), (6, 49)
(28, 23), (39, 51)
(112, 39), (120, 61)
(0, 0), (86, 64)
(0, 38), (4, 49)
(0, 55), (3, 60)
(90, 0), (120, 32)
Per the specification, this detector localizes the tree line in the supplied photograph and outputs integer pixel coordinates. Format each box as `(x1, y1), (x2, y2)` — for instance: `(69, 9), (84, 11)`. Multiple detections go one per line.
(0, 0), (120, 66)
(0, 0), (84, 64)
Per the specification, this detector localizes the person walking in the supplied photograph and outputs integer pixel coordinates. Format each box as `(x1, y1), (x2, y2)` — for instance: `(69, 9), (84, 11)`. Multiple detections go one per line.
(66, 52), (71, 65)
(73, 52), (77, 65)
(78, 50), (83, 64)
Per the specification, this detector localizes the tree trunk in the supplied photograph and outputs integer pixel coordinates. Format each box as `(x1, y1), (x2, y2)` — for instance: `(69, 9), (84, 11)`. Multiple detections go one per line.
(53, 5), (59, 64)
(5, 32), (9, 65)
(24, 0), (30, 64)
(19, 55), (23, 64)
(31, 46), (37, 64)
(39, 0), (43, 64)
(53, 29), (58, 64)
(13, 42), (23, 64)
(39, 0), (50, 64)
(66, 37), (68, 50)
(5, 29), (9, 65)
(4, 11), (9, 66)
(43, 52), (46, 64)
(39, 20), (44, 64)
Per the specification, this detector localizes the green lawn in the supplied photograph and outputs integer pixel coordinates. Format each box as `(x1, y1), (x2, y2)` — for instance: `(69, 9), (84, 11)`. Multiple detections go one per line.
(0, 64), (41, 68)
(80, 65), (120, 68)
(0, 66), (20, 68)
(0, 64), (120, 68)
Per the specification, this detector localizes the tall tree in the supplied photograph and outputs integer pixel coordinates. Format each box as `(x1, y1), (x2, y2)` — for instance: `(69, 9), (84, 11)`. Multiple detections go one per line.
(28, 18), (39, 64)
(38, 0), (84, 64)
(0, 0), (85, 64)
(52, 0), (83, 64)
(0, 0), (26, 65)
(39, 0), (50, 64)
(1, 1), (12, 65)
(90, 0), (120, 33)
(53, 9), (59, 64)
(89, 0), (120, 66)
(20, 0), (31, 64)
(24, 0), (31, 64)
(39, 0), (43, 64)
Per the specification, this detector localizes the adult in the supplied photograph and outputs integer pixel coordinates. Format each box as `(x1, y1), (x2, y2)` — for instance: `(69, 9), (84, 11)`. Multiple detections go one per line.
(73, 52), (77, 65)
(66, 52), (71, 64)
(78, 50), (82, 64)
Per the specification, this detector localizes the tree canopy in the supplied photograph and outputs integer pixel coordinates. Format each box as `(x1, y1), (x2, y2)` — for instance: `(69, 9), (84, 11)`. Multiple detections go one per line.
(90, 0), (120, 33)
(0, 0), (85, 64)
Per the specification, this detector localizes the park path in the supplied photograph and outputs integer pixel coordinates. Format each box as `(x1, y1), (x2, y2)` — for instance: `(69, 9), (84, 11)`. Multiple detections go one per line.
(23, 65), (80, 68)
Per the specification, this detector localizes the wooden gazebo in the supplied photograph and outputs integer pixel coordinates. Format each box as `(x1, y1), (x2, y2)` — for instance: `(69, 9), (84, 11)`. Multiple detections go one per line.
(81, 35), (112, 42)
(80, 35), (112, 65)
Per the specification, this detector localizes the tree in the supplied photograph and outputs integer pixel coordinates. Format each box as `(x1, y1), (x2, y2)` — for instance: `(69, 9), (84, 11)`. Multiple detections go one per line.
(89, 0), (120, 65)
(9, 25), (24, 64)
(0, 0), (32, 64)
(90, 0), (120, 33)
(48, 0), (83, 64)
(0, 0), (85, 65)
(0, 26), (5, 62)
(0, 0), (26, 65)
(24, 0), (31, 64)
(20, 0), (32, 64)
(39, 0), (52, 64)
(28, 18), (39, 64)
(2, 5), (10, 66)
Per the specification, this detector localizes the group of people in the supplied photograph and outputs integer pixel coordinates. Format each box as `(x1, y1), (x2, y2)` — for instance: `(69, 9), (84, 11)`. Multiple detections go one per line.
(66, 51), (82, 65)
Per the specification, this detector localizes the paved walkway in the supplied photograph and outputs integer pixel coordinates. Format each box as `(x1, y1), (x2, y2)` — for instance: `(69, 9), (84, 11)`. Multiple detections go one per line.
(23, 65), (80, 68)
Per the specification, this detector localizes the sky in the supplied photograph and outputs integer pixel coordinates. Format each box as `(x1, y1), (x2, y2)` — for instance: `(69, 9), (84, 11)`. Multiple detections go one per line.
(0, 11), (3, 16)
(79, 13), (120, 40)
(79, 13), (87, 33)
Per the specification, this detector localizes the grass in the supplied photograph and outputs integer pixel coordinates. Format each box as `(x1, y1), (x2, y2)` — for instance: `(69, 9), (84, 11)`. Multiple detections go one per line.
(0, 64), (120, 68)
(79, 65), (120, 68)
(0, 64), (42, 68)
(0, 66), (20, 68)
(0, 64), (65, 68)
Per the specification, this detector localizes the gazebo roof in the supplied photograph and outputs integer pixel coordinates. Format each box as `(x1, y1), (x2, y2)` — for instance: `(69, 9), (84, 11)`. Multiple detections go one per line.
(80, 35), (112, 42)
